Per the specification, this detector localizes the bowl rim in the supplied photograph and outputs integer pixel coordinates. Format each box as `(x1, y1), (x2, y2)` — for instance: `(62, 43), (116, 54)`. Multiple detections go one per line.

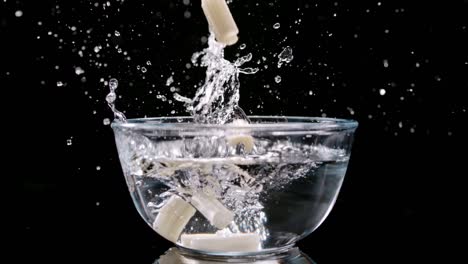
(111, 116), (358, 132)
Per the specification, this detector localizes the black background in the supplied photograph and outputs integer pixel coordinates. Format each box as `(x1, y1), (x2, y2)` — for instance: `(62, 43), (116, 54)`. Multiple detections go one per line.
(6, 0), (466, 263)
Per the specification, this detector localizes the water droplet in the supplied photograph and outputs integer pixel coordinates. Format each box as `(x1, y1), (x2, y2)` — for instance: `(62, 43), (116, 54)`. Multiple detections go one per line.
(114, 30), (120, 36)
(383, 59), (389, 68)
(238, 67), (259, 74)
(277, 46), (294, 68)
(96, 166), (101, 171)
(94, 46), (101, 53)
(170, 87), (176, 92)
(106, 93), (116, 103)
(146, 60), (152, 66)
(66, 139), (72, 146)
(166, 76), (174, 86)
(239, 43), (246, 50)
(103, 118), (110, 125)
(308, 90), (313, 95)
(379, 89), (386, 96)
(275, 76), (282, 83)
(75, 67), (85, 75)
(15, 10), (23, 17)
(57, 81), (63, 87)
(273, 23), (280, 29)
(141, 67), (147, 73)
(109, 78), (118, 90)
(184, 11), (191, 19)
(96, 202), (100, 206)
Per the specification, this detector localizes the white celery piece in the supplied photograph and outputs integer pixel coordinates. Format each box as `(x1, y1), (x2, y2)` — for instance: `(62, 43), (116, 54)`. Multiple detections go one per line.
(152, 195), (196, 243)
(227, 135), (254, 153)
(227, 119), (254, 153)
(190, 192), (234, 229)
(201, 0), (239, 45)
(181, 232), (262, 252)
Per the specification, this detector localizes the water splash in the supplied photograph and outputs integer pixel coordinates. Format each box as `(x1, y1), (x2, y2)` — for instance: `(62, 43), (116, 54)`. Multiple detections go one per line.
(277, 46), (294, 68)
(106, 78), (127, 122)
(174, 33), (258, 124)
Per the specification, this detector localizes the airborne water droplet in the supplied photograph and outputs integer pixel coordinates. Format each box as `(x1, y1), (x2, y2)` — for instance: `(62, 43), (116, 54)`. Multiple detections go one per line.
(273, 23), (280, 29)
(75, 67), (85, 75)
(114, 30), (120, 37)
(275, 76), (282, 83)
(277, 46), (294, 68)
(106, 93), (116, 103)
(166, 76), (174, 86)
(383, 59), (389, 68)
(109, 78), (118, 90)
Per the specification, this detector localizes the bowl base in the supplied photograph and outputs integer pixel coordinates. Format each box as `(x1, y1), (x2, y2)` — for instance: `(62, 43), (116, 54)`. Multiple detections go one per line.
(155, 246), (316, 263)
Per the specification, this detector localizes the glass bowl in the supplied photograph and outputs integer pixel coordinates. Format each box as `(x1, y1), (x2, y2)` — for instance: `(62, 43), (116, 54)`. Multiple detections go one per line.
(112, 116), (357, 259)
